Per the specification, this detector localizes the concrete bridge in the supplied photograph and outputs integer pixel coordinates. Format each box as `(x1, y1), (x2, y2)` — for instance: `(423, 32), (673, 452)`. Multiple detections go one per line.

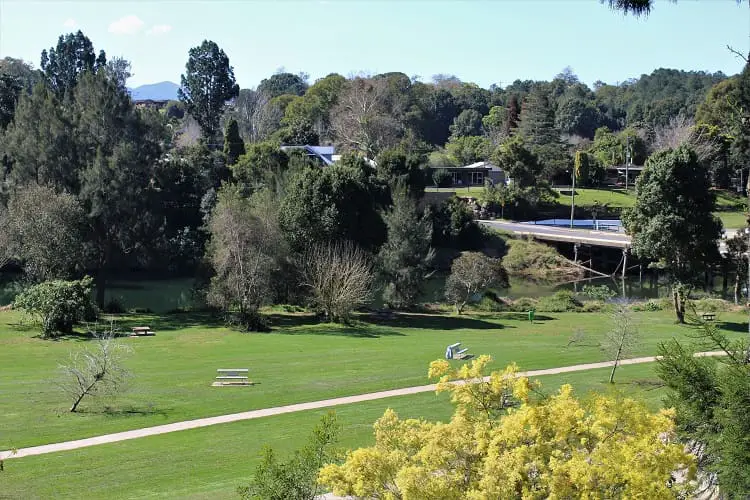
(479, 220), (736, 277)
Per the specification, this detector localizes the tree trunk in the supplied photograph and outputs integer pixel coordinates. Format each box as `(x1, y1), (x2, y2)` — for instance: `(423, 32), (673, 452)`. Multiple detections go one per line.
(734, 271), (741, 304)
(673, 288), (685, 324)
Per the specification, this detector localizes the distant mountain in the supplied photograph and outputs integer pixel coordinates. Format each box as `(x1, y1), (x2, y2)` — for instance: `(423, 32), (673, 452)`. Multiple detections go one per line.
(128, 81), (180, 101)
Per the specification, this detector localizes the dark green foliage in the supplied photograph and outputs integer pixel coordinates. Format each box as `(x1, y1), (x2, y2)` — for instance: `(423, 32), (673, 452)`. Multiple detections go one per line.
(445, 135), (491, 165)
(0, 74), (23, 130)
(231, 141), (289, 189)
(492, 136), (541, 188)
(40, 30), (105, 97)
(657, 317), (750, 497)
(622, 146), (722, 322)
(165, 100), (185, 119)
(375, 148), (427, 198)
(2, 82), (78, 191)
(223, 118), (245, 165)
(257, 72), (309, 99)
(449, 109), (483, 138)
(178, 40), (240, 141)
(432, 168), (452, 188)
(14, 276), (97, 338)
(428, 197), (484, 250)
(238, 411), (340, 500)
(279, 165), (387, 252)
(622, 146), (722, 280)
(378, 189), (434, 309)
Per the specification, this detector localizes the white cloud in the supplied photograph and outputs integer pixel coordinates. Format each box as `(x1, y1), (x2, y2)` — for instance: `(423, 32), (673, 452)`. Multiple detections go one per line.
(108, 15), (145, 35)
(147, 24), (172, 36)
(63, 18), (77, 29)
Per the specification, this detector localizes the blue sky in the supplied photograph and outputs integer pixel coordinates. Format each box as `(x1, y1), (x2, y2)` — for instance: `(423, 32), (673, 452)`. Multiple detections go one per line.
(0, 0), (748, 89)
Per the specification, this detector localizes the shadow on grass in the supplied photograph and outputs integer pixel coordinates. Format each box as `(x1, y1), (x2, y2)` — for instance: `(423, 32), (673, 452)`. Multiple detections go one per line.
(713, 321), (747, 333)
(83, 405), (173, 418)
(107, 311), (227, 332)
(496, 312), (555, 322)
(370, 313), (506, 331)
(265, 314), (406, 338)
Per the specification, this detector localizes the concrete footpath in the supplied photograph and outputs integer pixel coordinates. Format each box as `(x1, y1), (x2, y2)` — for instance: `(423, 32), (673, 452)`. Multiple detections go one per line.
(0, 351), (726, 461)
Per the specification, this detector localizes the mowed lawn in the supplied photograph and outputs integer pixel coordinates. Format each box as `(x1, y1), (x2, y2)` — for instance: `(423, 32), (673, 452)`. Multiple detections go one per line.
(1, 308), (746, 450)
(1, 363), (667, 500)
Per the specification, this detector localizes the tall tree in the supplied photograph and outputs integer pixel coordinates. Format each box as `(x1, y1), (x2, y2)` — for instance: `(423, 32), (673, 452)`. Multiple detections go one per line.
(374, 148), (427, 198)
(622, 146), (722, 322)
(2, 82), (78, 191)
(0, 74), (23, 130)
(222, 118), (245, 166)
(449, 109), (483, 138)
(40, 30), (105, 97)
(378, 188), (434, 309)
(257, 72), (308, 99)
(179, 40), (240, 142)
(657, 319), (750, 498)
(206, 186), (283, 330)
(4, 184), (85, 281)
(330, 77), (402, 156)
(517, 87), (569, 178)
(74, 71), (161, 306)
(279, 165), (387, 252)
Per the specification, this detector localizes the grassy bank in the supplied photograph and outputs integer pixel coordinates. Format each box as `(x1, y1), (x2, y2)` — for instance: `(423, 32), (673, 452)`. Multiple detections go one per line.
(0, 363), (665, 500)
(1, 307), (746, 450)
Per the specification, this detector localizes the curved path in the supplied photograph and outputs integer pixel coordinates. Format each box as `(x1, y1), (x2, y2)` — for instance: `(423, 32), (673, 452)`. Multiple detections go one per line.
(0, 351), (726, 461)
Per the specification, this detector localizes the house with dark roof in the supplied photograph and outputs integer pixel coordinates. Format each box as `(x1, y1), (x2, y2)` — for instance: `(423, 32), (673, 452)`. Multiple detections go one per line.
(433, 161), (506, 187)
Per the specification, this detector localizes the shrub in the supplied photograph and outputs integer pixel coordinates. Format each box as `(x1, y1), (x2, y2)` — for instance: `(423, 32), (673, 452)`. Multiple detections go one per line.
(631, 299), (665, 312)
(582, 300), (613, 313)
(445, 252), (508, 314)
(504, 238), (583, 282)
(536, 290), (582, 312)
(580, 284), (616, 302)
(432, 168), (452, 188)
(691, 298), (733, 313)
(14, 276), (98, 338)
(508, 297), (539, 312)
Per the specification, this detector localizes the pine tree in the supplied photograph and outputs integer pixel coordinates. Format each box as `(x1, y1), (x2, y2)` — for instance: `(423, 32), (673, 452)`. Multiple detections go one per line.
(223, 118), (245, 166)
(378, 188), (434, 309)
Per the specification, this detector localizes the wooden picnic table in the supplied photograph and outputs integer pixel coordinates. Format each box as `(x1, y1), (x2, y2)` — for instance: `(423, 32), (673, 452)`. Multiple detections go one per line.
(130, 326), (154, 336)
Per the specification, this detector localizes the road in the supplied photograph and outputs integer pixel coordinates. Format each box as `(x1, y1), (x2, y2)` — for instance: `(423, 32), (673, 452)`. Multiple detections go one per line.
(0, 351), (726, 461)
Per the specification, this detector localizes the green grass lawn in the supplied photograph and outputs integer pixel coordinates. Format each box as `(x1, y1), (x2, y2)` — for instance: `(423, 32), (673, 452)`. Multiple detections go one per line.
(1, 307), (746, 451)
(0, 363), (666, 500)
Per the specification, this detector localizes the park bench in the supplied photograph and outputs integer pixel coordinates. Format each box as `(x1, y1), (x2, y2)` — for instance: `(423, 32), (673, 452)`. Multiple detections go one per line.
(213, 368), (251, 386)
(445, 342), (461, 359)
(455, 347), (470, 360)
(701, 312), (716, 322)
(130, 326), (154, 337)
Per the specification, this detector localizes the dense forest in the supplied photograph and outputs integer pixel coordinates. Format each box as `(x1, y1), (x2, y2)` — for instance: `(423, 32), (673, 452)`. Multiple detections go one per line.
(0, 29), (749, 315)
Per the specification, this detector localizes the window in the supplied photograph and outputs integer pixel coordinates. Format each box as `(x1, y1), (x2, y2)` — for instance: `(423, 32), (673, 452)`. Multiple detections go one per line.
(451, 171), (461, 185)
(471, 171), (484, 185)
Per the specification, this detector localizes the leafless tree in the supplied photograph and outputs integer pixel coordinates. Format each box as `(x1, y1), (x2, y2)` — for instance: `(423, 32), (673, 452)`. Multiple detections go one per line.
(300, 242), (375, 323)
(652, 115), (721, 163)
(226, 89), (283, 143)
(58, 325), (131, 412)
(330, 77), (401, 157)
(206, 187), (284, 330)
(601, 300), (640, 383)
(445, 252), (508, 314)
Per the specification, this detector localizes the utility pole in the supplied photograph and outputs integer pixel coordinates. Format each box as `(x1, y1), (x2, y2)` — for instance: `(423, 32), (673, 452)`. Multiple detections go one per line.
(570, 168), (575, 229)
(625, 135), (631, 190)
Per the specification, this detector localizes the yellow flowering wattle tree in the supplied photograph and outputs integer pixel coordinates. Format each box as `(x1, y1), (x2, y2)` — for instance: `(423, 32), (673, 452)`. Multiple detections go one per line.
(319, 356), (695, 499)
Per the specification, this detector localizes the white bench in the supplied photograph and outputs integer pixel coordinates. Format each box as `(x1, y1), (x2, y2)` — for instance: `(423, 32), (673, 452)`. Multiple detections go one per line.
(213, 369), (251, 386)
(455, 348), (470, 359)
(130, 326), (154, 336)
